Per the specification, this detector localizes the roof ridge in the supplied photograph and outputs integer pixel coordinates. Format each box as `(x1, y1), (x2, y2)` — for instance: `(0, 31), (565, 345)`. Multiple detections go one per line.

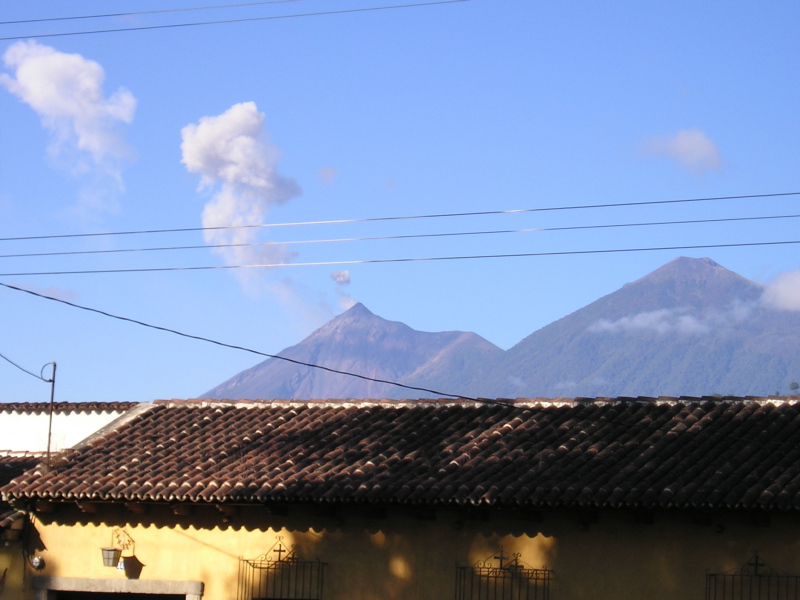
(155, 395), (800, 409)
(0, 401), (140, 414)
(0, 450), (46, 457)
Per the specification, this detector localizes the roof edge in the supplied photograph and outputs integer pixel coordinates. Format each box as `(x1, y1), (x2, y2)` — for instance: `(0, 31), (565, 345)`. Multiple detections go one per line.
(70, 402), (158, 451)
(153, 395), (800, 409)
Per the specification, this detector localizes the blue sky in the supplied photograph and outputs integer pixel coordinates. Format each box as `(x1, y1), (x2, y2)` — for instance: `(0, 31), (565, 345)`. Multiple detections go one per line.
(1, 0), (799, 402)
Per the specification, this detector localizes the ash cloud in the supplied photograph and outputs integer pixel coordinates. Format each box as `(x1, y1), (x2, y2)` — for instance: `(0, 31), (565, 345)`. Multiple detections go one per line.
(0, 41), (136, 216)
(644, 129), (722, 175)
(181, 102), (301, 288)
(331, 270), (351, 285)
(331, 270), (355, 309)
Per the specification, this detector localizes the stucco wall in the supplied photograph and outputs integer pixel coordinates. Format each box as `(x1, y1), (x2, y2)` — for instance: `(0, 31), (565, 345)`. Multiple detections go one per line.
(24, 504), (800, 600)
(0, 540), (26, 600)
(0, 411), (131, 454)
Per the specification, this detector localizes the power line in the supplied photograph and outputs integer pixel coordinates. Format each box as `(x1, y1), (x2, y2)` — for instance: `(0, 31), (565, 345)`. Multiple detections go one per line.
(1, 239), (798, 277)
(0, 350), (51, 382)
(1, 213), (798, 261)
(3, 280), (798, 441)
(0, 281), (499, 405)
(0, 0), (305, 26)
(0, 0), (471, 42)
(1, 191), (797, 244)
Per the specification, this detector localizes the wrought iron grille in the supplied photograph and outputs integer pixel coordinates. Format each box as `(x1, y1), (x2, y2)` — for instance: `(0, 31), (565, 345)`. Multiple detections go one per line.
(455, 546), (553, 600)
(238, 537), (326, 600)
(706, 552), (800, 600)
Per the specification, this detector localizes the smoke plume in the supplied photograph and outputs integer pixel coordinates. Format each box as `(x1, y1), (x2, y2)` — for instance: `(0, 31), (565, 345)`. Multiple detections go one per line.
(331, 270), (355, 309)
(181, 102), (301, 285)
(0, 41), (136, 215)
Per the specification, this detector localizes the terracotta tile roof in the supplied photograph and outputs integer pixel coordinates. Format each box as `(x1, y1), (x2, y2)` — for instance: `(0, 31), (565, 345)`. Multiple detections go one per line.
(0, 451), (42, 529)
(4, 396), (800, 512)
(0, 452), (42, 488)
(0, 508), (23, 529)
(0, 401), (139, 414)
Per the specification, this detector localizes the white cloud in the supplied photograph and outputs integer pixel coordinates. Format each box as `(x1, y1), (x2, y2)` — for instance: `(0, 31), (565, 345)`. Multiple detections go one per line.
(0, 40), (136, 214)
(645, 129), (722, 174)
(318, 166), (338, 184)
(761, 269), (800, 311)
(553, 380), (578, 392)
(506, 375), (527, 389)
(181, 102), (301, 288)
(589, 304), (754, 336)
(11, 282), (78, 303)
(589, 308), (708, 335)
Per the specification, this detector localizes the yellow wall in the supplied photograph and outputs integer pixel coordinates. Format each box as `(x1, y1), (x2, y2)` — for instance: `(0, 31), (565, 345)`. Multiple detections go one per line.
(25, 503), (800, 600)
(0, 540), (26, 600)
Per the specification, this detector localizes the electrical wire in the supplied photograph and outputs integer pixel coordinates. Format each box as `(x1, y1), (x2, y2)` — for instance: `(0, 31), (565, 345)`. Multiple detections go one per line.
(0, 0), (471, 42)
(2, 283), (797, 437)
(0, 213), (797, 260)
(0, 350), (49, 382)
(0, 281), (504, 405)
(1, 191), (797, 244)
(1, 239), (798, 277)
(0, 0), (306, 26)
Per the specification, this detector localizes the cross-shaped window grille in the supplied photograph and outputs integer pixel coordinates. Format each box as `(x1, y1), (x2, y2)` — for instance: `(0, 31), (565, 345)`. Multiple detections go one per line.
(455, 545), (553, 600)
(706, 551), (800, 600)
(237, 537), (326, 600)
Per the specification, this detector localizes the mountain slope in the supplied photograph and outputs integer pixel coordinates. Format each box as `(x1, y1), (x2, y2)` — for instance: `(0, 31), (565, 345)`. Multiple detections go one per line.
(491, 257), (800, 397)
(203, 303), (504, 400)
(203, 258), (800, 400)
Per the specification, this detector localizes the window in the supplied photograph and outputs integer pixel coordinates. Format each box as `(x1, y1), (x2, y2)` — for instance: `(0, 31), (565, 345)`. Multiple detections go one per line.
(237, 538), (325, 600)
(455, 547), (553, 600)
(706, 552), (800, 600)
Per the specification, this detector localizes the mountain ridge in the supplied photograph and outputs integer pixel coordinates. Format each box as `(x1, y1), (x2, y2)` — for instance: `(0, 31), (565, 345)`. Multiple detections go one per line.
(204, 302), (502, 400)
(203, 257), (800, 400)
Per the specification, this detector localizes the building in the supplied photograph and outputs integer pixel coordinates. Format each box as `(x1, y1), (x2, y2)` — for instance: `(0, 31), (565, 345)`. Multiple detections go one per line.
(3, 396), (800, 600)
(0, 401), (141, 599)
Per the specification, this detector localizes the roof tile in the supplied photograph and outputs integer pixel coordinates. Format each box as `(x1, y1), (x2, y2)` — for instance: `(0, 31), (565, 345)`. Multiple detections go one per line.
(4, 397), (800, 511)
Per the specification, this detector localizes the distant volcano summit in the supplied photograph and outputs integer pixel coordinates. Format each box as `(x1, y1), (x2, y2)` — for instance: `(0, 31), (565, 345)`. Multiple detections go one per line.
(202, 258), (800, 400)
(204, 303), (503, 400)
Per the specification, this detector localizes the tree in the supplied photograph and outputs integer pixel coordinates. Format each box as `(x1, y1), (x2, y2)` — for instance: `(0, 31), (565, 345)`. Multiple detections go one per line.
(791, 381), (799, 392)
